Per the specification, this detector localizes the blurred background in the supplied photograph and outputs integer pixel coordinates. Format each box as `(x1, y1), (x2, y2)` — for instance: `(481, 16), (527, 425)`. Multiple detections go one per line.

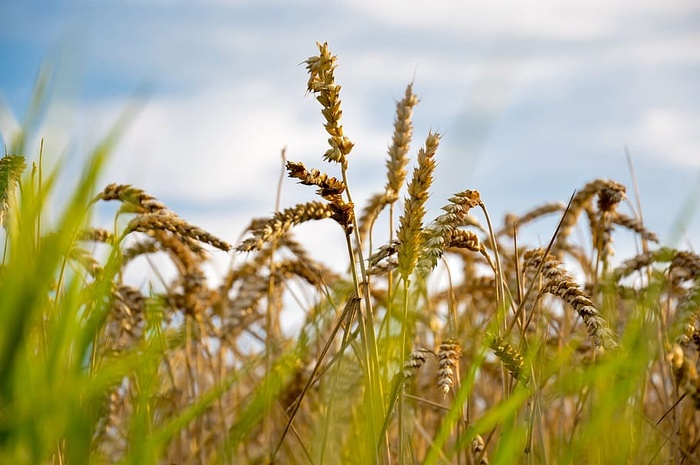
(1, 0), (698, 275)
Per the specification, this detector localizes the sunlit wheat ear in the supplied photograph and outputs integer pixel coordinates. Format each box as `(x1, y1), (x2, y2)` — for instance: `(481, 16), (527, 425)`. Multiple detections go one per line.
(436, 338), (462, 396)
(122, 229), (202, 272)
(386, 84), (418, 200)
(68, 246), (103, 278)
(127, 211), (231, 252)
(552, 179), (625, 255)
(445, 229), (484, 253)
(175, 268), (212, 317)
(237, 201), (335, 252)
(359, 84), (419, 240)
(672, 250), (700, 277)
(416, 189), (482, 275)
(367, 240), (398, 268)
(674, 283), (700, 344)
(395, 131), (440, 280)
(611, 247), (676, 281)
(612, 212), (659, 243)
(78, 227), (114, 244)
(0, 154), (26, 227)
(670, 251), (700, 343)
(471, 434), (490, 465)
(305, 42), (354, 165)
(594, 182), (627, 261)
(667, 344), (700, 408)
(286, 161), (345, 199)
(95, 183), (167, 214)
(367, 256), (399, 276)
(228, 273), (269, 325)
(487, 332), (527, 383)
(105, 284), (145, 352)
(285, 160), (355, 240)
(524, 248), (618, 349)
(402, 348), (430, 382)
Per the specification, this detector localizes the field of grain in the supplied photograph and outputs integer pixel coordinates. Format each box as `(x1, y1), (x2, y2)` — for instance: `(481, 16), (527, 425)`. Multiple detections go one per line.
(1, 42), (699, 464)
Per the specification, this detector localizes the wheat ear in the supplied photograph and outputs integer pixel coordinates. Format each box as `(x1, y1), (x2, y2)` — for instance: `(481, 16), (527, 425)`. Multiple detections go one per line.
(127, 211), (231, 252)
(611, 247), (676, 281)
(305, 42), (354, 166)
(395, 131), (440, 280)
(612, 212), (658, 243)
(552, 179), (625, 255)
(95, 183), (167, 213)
(487, 332), (527, 383)
(0, 154), (26, 227)
(437, 338), (462, 396)
(237, 202), (335, 252)
(524, 248), (618, 349)
(416, 189), (482, 275)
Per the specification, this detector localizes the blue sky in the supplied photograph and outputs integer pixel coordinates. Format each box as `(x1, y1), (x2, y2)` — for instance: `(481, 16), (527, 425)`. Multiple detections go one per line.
(1, 0), (699, 266)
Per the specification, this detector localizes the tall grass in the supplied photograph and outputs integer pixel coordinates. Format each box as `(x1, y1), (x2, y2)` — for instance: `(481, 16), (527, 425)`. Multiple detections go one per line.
(1, 42), (699, 464)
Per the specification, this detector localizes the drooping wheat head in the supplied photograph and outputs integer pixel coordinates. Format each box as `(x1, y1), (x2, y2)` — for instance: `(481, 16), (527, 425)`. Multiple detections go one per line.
(552, 179), (626, 258)
(237, 202), (338, 252)
(95, 183), (167, 214)
(127, 210), (231, 252)
(416, 189), (482, 275)
(524, 248), (618, 349)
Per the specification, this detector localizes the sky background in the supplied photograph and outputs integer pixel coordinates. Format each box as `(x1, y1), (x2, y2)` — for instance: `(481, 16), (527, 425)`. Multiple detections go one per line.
(1, 0), (699, 276)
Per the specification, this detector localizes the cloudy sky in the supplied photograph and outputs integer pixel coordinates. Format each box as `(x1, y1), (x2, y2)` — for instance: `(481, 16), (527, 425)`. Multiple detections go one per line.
(1, 0), (699, 270)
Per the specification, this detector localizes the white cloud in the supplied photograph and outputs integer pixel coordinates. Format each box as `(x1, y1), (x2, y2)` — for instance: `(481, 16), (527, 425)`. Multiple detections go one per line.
(340, 0), (697, 40)
(635, 108), (700, 167)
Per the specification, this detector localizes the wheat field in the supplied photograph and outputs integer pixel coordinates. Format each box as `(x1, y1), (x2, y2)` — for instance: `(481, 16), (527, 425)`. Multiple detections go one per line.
(0, 42), (699, 464)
